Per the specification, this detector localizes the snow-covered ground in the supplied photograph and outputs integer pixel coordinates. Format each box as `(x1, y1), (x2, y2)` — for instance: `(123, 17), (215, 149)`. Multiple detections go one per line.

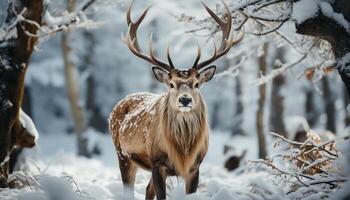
(0, 131), (287, 200)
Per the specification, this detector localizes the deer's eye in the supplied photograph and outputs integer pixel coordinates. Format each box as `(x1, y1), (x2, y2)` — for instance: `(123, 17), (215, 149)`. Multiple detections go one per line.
(194, 83), (199, 88)
(170, 83), (175, 88)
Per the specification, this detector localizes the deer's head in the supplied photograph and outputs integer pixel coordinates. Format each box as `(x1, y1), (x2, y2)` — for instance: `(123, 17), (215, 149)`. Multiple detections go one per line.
(123, 2), (243, 112)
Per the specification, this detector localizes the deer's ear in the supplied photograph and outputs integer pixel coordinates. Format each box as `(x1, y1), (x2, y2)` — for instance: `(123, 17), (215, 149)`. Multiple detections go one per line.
(152, 66), (170, 84)
(198, 65), (216, 83)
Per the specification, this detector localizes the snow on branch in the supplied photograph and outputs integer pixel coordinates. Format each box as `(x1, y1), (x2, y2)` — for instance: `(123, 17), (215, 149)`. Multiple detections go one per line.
(19, 109), (39, 141)
(179, 0), (340, 85)
(338, 52), (350, 73)
(249, 54), (306, 86)
(0, 0), (98, 43)
(248, 131), (349, 199)
(34, 0), (99, 37)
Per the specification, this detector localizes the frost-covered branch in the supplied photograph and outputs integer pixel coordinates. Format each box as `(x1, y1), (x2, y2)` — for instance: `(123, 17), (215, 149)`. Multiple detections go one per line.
(180, 0), (350, 94)
(0, 0), (98, 43)
(249, 131), (349, 198)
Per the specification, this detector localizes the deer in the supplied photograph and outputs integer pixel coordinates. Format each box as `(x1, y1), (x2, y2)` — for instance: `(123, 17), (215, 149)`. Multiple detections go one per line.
(109, 1), (243, 199)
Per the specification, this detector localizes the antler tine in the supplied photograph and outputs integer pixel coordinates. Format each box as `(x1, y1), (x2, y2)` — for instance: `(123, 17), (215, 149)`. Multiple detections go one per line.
(196, 40), (217, 69)
(194, 1), (243, 70)
(148, 34), (172, 71)
(126, 2), (150, 51)
(123, 2), (172, 72)
(192, 42), (202, 68)
(126, 0), (133, 25)
(167, 46), (175, 69)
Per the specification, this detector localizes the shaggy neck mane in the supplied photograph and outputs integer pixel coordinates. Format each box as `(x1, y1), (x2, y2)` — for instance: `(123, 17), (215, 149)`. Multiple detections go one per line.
(160, 94), (208, 177)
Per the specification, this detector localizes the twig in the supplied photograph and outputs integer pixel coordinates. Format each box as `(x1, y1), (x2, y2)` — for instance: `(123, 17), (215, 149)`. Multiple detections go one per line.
(250, 160), (310, 186)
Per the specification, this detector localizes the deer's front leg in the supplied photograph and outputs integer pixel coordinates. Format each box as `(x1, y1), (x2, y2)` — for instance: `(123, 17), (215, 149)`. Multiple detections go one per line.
(152, 162), (167, 200)
(185, 168), (199, 194)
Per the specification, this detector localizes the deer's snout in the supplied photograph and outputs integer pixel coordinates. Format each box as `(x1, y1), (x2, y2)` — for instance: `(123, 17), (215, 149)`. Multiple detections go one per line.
(179, 96), (192, 107)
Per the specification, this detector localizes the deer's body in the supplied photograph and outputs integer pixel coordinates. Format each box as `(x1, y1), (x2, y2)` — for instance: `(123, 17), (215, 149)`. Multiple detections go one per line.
(109, 91), (208, 176)
(109, 1), (243, 199)
(110, 92), (208, 199)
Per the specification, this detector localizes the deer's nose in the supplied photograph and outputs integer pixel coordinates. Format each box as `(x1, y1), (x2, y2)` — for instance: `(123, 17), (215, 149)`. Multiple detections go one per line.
(179, 96), (192, 106)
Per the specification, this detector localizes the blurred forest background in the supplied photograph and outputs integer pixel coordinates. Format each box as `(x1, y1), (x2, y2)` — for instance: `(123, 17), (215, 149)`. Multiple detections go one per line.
(1, 0), (350, 199)
(3, 0), (347, 150)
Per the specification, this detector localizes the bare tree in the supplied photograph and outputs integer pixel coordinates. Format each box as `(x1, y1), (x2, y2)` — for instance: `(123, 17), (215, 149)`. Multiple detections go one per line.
(344, 86), (350, 127)
(210, 101), (221, 130)
(83, 30), (107, 133)
(305, 89), (318, 128)
(294, 0), (350, 96)
(9, 86), (33, 174)
(232, 74), (245, 135)
(256, 42), (268, 158)
(184, 0), (350, 97)
(322, 76), (336, 133)
(62, 0), (91, 157)
(269, 47), (287, 137)
(0, 0), (43, 187)
(0, 0), (95, 186)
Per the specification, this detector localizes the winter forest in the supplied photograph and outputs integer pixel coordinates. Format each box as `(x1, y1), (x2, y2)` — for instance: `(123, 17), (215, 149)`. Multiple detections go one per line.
(0, 0), (350, 199)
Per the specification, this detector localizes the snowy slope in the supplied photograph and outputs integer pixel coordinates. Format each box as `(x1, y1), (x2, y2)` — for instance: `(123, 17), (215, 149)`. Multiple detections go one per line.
(0, 132), (284, 200)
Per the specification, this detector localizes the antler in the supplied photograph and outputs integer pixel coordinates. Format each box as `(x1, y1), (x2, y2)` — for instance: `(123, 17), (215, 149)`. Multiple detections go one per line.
(122, 2), (174, 71)
(193, 1), (244, 71)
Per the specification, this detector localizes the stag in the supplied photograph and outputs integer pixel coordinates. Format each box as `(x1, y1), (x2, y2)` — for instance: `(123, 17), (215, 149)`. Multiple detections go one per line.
(109, 2), (243, 199)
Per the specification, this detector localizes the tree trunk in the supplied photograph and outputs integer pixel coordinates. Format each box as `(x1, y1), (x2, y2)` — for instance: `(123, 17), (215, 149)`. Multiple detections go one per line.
(256, 43), (268, 159)
(305, 89), (317, 128)
(322, 76), (336, 133)
(9, 86), (33, 174)
(210, 101), (221, 130)
(62, 0), (90, 157)
(83, 30), (107, 133)
(232, 75), (245, 135)
(269, 47), (287, 137)
(0, 0), (43, 187)
(344, 86), (350, 127)
(295, 0), (350, 97)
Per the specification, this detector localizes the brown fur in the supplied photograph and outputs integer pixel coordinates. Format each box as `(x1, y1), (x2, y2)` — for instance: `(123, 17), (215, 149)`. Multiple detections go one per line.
(109, 91), (208, 178)
(160, 94), (208, 177)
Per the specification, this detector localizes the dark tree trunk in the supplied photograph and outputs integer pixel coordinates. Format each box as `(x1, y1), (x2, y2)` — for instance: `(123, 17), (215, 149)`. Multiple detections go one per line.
(305, 89), (317, 128)
(256, 43), (268, 159)
(210, 101), (221, 130)
(322, 76), (336, 133)
(224, 56), (245, 135)
(0, 0), (43, 187)
(22, 86), (33, 117)
(83, 31), (107, 133)
(269, 47), (287, 137)
(295, 0), (350, 97)
(231, 75), (245, 135)
(344, 86), (350, 127)
(9, 86), (33, 174)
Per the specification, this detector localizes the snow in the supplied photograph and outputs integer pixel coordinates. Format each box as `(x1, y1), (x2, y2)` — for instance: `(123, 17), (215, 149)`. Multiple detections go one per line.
(338, 52), (350, 73)
(292, 0), (350, 33)
(291, 0), (320, 24)
(285, 115), (310, 139)
(117, 92), (163, 133)
(319, 2), (350, 33)
(7, 130), (346, 200)
(0, 131), (283, 200)
(43, 11), (76, 27)
(19, 109), (39, 141)
(82, 128), (102, 154)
